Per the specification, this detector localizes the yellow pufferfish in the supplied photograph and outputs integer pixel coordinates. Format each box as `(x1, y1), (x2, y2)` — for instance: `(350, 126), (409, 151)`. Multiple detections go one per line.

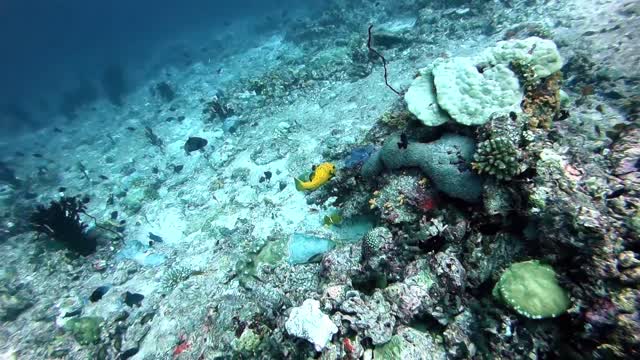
(294, 162), (336, 191)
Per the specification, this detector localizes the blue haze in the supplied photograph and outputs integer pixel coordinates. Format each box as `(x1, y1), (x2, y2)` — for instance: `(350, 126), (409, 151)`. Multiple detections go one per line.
(0, 0), (322, 134)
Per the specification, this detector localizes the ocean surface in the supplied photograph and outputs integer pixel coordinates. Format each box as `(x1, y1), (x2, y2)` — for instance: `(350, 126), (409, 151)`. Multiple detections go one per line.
(1, 0), (639, 359)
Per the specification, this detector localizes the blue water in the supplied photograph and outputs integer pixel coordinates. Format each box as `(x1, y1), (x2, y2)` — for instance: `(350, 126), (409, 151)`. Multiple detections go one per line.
(0, 0), (322, 134)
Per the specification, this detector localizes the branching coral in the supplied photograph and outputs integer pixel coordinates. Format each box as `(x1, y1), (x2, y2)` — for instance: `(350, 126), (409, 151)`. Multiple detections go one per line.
(30, 196), (95, 255)
(472, 137), (521, 180)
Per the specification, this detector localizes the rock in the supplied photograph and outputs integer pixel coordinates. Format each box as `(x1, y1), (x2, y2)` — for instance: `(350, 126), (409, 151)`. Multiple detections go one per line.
(321, 243), (362, 284)
(288, 233), (335, 265)
(384, 270), (436, 323)
(285, 299), (338, 351)
(55, 295), (84, 327)
(222, 116), (243, 134)
(338, 291), (395, 345)
(444, 310), (477, 359)
(64, 316), (103, 345)
(0, 290), (33, 321)
(373, 326), (446, 360)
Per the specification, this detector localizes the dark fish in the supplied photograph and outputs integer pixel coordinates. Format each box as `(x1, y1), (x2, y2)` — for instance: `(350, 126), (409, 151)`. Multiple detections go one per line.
(126, 127), (136, 131)
(509, 111), (517, 121)
(90, 286), (110, 302)
(15, 151), (25, 157)
(554, 110), (570, 122)
(123, 291), (144, 307)
(173, 164), (184, 173)
(118, 347), (139, 359)
(58, 187), (67, 192)
(606, 188), (626, 199)
(63, 309), (83, 318)
(217, 67), (223, 75)
(99, 175), (109, 180)
(32, 153), (43, 158)
(184, 137), (208, 154)
(82, 195), (91, 204)
(148, 232), (164, 243)
(110, 211), (118, 220)
(259, 171), (272, 183)
(53, 127), (63, 133)
(397, 133), (408, 149)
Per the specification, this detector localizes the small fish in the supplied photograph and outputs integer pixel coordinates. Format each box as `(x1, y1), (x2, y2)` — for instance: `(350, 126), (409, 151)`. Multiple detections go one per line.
(509, 111), (518, 121)
(397, 133), (408, 149)
(323, 213), (343, 227)
(32, 153), (43, 158)
(90, 286), (110, 302)
(217, 67), (223, 75)
(53, 127), (63, 133)
(184, 137), (208, 154)
(58, 187), (67, 192)
(63, 309), (83, 318)
(119, 347), (139, 359)
(126, 127), (136, 131)
(606, 188), (625, 199)
(123, 291), (144, 307)
(173, 164), (184, 173)
(15, 151), (25, 157)
(554, 110), (570, 122)
(110, 211), (118, 220)
(99, 175), (109, 180)
(294, 163), (335, 191)
(148, 232), (164, 243)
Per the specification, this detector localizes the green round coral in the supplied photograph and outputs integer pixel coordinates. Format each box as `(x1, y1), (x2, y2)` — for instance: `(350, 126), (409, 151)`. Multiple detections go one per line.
(493, 260), (570, 319)
(472, 137), (520, 180)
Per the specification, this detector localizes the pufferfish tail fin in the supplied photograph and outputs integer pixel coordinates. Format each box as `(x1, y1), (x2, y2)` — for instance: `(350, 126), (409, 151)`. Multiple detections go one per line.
(294, 177), (306, 191)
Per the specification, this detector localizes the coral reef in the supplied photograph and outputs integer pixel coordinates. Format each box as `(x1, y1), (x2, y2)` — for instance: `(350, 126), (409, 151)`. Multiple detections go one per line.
(1, 1), (638, 359)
